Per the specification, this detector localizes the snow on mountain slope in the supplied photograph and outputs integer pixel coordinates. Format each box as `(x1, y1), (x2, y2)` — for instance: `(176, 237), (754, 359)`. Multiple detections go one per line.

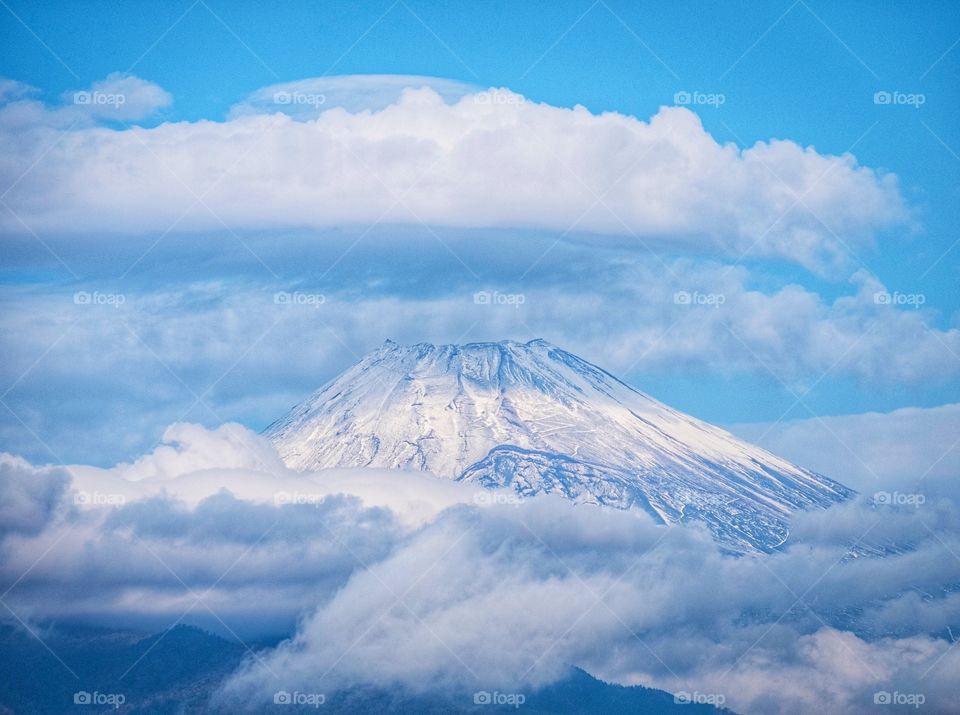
(265, 339), (854, 551)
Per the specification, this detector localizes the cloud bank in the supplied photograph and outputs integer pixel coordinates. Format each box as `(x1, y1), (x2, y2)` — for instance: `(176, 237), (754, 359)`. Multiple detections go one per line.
(2, 252), (957, 465)
(1, 421), (958, 714)
(0, 74), (171, 129)
(732, 403), (960, 494)
(0, 74), (908, 269)
(228, 74), (479, 118)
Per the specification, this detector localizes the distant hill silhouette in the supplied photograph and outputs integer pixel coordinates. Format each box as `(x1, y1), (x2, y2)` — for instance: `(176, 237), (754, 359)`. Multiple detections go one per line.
(0, 622), (735, 713)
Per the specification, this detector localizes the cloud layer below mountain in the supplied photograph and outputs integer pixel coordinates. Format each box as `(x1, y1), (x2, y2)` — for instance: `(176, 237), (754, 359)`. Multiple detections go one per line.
(1, 414), (957, 715)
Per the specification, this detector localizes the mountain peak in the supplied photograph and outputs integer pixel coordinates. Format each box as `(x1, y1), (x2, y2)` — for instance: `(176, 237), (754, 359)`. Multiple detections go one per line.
(266, 340), (853, 551)
(375, 338), (556, 354)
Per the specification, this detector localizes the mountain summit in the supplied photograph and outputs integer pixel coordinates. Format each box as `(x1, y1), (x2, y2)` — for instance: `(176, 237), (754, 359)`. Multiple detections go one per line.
(265, 339), (853, 551)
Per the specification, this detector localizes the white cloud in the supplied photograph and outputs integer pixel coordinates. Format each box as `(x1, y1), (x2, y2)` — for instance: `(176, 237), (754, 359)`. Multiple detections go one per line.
(0, 78), (38, 104)
(2, 423), (959, 714)
(0, 424), (475, 633)
(2, 260), (957, 465)
(65, 72), (173, 121)
(731, 403), (960, 494)
(102, 422), (287, 481)
(228, 74), (478, 119)
(217, 492), (960, 714)
(66, 422), (472, 527)
(0, 75), (908, 269)
(0, 453), (69, 536)
(0, 73), (170, 131)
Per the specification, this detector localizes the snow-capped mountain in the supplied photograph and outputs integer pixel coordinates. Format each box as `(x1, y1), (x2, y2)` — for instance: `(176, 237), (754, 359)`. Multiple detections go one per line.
(265, 339), (854, 551)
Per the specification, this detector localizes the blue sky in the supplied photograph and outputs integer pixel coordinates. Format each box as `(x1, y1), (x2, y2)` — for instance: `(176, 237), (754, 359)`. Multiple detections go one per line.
(1, 0), (958, 465)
